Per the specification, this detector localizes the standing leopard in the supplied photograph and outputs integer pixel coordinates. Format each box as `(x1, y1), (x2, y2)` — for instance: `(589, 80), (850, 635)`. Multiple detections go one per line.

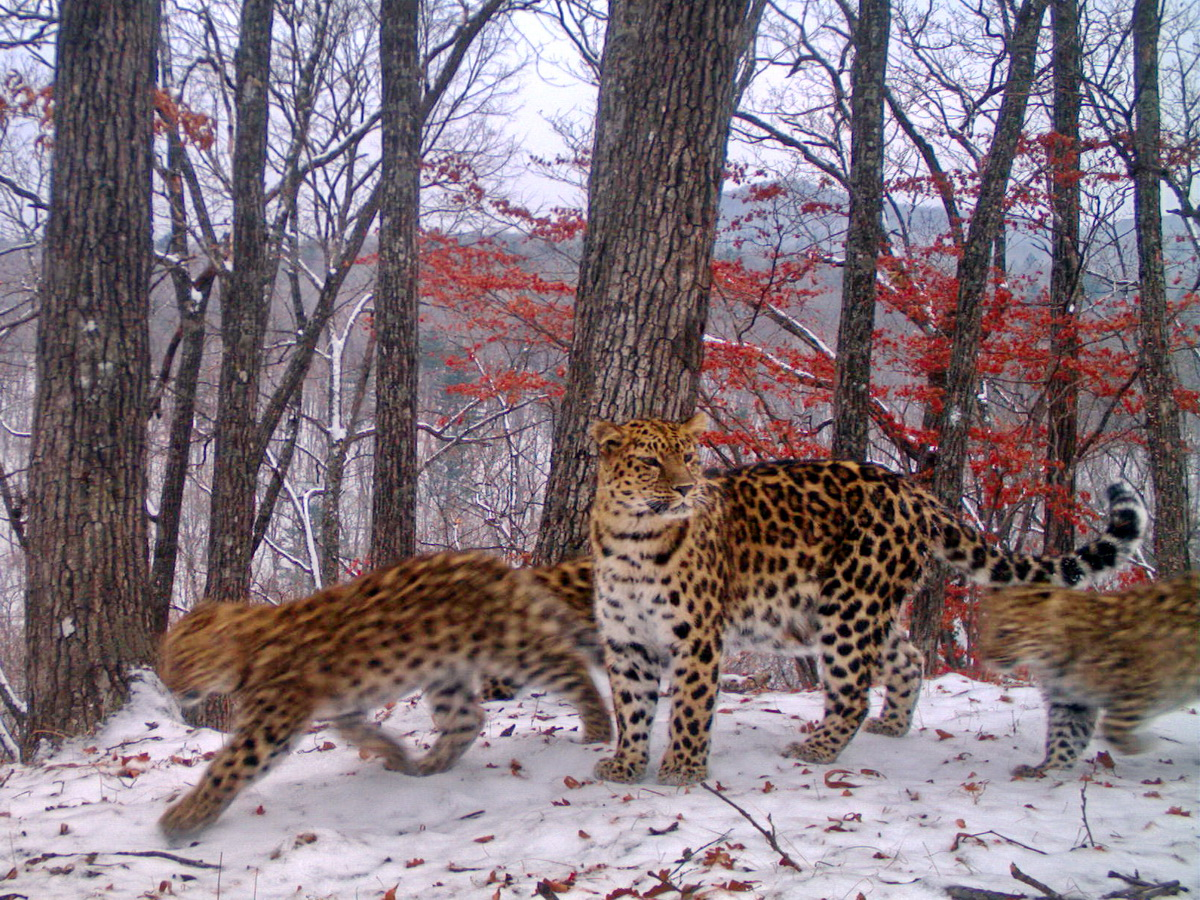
(156, 550), (611, 841)
(588, 413), (1146, 785)
(980, 571), (1199, 776)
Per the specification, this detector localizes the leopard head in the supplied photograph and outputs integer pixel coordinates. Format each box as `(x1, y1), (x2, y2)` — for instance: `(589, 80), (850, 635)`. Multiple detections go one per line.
(590, 412), (710, 520)
(158, 602), (254, 705)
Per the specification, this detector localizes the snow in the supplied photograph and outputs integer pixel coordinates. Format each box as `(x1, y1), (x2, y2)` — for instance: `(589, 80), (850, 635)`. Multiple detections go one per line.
(1, 672), (1195, 899)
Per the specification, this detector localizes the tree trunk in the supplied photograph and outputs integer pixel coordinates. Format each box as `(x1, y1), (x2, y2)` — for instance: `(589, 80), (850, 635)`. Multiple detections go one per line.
(371, 0), (423, 567)
(1043, 0), (1082, 555)
(535, 0), (760, 562)
(203, 0), (275, 603)
(1131, 0), (1191, 574)
(909, 0), (1050, 665)
(22, 0), (157, 758)
(831, 0), (891, 462)
(150, 125), (215, 623)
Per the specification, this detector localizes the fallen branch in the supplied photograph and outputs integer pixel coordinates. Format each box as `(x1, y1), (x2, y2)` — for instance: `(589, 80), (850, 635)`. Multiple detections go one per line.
(700, 782), (801, 870)
(1010, 863), (1065, 899)
(24, 849), (221, 870)
(1102, 871), (1188, 899)
(945, 887), (1027, 900)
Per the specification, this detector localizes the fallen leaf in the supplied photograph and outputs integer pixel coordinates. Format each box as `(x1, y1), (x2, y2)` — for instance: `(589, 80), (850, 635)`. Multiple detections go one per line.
(474, 834), (496, 843)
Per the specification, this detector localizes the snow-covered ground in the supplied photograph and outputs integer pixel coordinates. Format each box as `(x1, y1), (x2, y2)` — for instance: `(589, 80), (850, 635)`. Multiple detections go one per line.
(0, 672), (1195, 899)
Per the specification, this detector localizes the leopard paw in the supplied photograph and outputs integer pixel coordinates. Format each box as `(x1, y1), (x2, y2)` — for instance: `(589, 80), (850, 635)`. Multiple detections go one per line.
(594, 755), (646, 784)
(862, 716), (909, 737)
(158, 799), (216, 844)
(782, 738), (843, 764)
(658, 760), (707, 786)
(1011, 763), (1049, 778)
(582, 720), (614, 744)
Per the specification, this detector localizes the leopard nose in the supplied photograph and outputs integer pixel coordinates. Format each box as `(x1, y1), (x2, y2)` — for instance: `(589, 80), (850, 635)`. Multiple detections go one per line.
(675, 483), (694, 498)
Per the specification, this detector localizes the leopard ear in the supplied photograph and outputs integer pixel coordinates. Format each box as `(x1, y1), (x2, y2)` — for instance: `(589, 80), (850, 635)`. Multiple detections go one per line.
(682, 411), (710, 435)
(590, 420), (624, 453)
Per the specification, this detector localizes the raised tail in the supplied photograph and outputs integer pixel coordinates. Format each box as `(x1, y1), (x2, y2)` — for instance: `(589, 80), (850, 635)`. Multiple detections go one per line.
(925, 482), (1145, 588)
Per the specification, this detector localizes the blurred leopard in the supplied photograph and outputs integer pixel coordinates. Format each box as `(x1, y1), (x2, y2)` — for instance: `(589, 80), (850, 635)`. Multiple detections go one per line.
(157, 550), (610, 840)
(980, 570), (1199, 775)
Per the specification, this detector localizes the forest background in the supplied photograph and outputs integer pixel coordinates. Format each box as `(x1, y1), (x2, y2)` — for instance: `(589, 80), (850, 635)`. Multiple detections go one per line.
(0, 0), (1195, 761)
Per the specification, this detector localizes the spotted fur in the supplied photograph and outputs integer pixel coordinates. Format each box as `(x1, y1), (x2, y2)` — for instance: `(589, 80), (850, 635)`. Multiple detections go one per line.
(588, 414), (1146, 785)
(479, 557), (599, 701)
(980, 571), (1198, 776)
(157, 551), (611, 841)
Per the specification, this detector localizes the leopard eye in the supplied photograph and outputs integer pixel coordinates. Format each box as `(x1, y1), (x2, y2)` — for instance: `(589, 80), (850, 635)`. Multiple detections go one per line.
(637, 455), (660, 467)
(683, 452), (697, 464)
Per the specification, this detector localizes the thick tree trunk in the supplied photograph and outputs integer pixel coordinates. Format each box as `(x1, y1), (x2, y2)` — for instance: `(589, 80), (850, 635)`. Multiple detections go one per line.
(535, 0), (759, 562)
(1043, 0), (1082, 555)
(831, 0), (891, 461)
(1131, 0), (1191, 574)
(371, 0), (423, 567)
(22, 0), (157, 758)
(203, 0), (275, 603)
(909, 0), (1050, 665)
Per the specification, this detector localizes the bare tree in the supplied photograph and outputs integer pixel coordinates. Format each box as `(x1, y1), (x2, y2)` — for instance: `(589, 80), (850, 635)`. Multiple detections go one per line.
(22, 0), (157, 757)
(1131, 0), (1190, 574)
(371, 0), (517, 567)
(831, 0), (891, 461)
(535, 0), (764, 561)
(911, 0), (1051, 661)
(1043, 0), (1082, 554)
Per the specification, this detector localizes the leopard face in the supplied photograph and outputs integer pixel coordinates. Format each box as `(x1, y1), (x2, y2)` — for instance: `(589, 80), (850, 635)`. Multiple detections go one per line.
(590, 413), (709, 520)
(158, 602), (250, 705)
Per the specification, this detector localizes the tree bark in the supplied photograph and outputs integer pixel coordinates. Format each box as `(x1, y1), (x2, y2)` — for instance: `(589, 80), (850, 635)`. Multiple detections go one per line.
(371, 0), (423, 566)
(1043, 0), (1082, 555)
(534, 0), (760, 562)
(203, 0), (275, 603)
(1131, 0), (1191, 574)
(909, 0), (1050, 664)
(831, 0), (891, 461)
(22, 0), (157, 758)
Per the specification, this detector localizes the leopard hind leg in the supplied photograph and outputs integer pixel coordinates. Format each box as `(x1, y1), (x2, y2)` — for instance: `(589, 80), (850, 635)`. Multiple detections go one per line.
(1098, 701), (1152, 756)
(784, 580), (881, 764)
(412, 677), (486, 775)
(1014, 699), (1097, 776)
(862, 628), (923, 737)
(332, 711), (420, 775)
(519, 648), (612, 744)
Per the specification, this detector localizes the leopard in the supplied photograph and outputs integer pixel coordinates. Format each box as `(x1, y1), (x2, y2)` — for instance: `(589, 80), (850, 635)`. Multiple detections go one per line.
(588, 413), (1146, 786)
(979, 570), (1199, 776)
(156, 550), (611, 841)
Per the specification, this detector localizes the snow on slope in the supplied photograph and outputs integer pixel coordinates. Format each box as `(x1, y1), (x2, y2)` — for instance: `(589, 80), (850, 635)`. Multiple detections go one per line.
(0, 672), (1195, 899)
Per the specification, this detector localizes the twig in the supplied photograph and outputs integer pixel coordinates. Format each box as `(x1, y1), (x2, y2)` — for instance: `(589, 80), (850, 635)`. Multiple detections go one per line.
(1078, 778), (1097, 848)
(945, 887), (1027, 900)
(952, 831), (1049, 855)
(1009, 864), (1065, 899)
(24, 849), (221, 870)
(1103, 871), (1188, 899)
(700, 782), (801, 870)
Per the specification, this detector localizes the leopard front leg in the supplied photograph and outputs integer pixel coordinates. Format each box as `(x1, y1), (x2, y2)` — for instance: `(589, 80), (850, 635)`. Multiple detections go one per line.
(159, 689), (312, 842)
(862, 630), (923, 737)
(594, 639), (661, 784)
(784, 619), (875, 764)
(1014, 700), (1097, 776)
(657, 636), (721, 786)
